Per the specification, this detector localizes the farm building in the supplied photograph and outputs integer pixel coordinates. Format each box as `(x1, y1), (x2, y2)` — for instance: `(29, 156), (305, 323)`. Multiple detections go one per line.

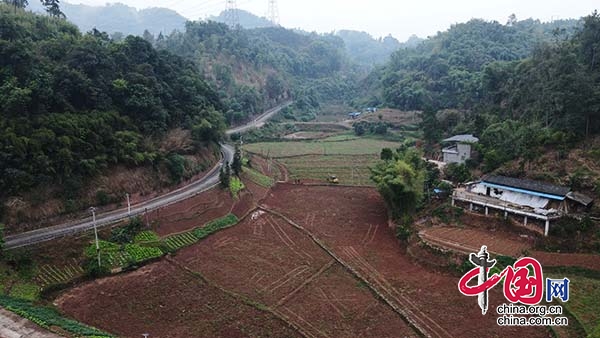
(442, 134), (478, 164)
(452, 175), (593, 236)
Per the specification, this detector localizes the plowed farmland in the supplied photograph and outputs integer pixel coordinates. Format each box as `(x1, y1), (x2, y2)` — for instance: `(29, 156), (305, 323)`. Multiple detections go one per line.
(55, 184), (549, 338)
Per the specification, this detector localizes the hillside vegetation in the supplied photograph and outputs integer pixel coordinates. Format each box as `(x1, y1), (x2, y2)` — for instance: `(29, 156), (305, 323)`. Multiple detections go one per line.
(160, 20), (358, 123)
(27, 1), (187, 36)
(0, 5), (225, 223)
(368, 13), (600, 187)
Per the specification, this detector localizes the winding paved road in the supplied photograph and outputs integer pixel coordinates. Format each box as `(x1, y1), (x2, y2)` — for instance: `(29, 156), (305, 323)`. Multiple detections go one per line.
(4, 101), (292, 249)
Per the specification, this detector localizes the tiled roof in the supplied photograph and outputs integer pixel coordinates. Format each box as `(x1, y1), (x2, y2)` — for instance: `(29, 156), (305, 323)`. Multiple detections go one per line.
(483, 175), (570, 197)
(442, 134), (479, 143)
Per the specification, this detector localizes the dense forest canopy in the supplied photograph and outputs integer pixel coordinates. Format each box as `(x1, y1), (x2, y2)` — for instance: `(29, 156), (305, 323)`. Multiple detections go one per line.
(370, 13), (600, 174)
(157, 20), (358, 123)
(0, 4), (225, 201)
(374, 17), (581, 111)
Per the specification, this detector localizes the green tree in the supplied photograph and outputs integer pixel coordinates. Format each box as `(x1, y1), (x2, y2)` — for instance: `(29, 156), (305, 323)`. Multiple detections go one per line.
(219, 161), (231, 188)
(444, 163), (471, 183)
(3, 0), (27, 12)
(0, 223), (5, 255)
(41, 0), (64, 18)
(370, 153), (425, 219)
(231, 146), (242, 176)
(380, 148), (393, 161)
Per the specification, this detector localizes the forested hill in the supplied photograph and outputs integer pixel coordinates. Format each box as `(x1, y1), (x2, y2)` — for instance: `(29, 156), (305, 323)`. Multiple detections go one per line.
(0, 5), (225, 209)
(159, 21), (356, 123)
(209, 9), (273, 29)
(372, 17), (581, 110)
(371, 12), (600, 180)
(27, 1), (187, 36)
(336, 30), (411, 68)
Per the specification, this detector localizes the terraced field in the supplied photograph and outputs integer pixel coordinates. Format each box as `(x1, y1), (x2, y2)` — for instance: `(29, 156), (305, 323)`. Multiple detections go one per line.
(244, 138), (401, 158)
(244, 137), (400, 185)
(280, 154), (378, 186)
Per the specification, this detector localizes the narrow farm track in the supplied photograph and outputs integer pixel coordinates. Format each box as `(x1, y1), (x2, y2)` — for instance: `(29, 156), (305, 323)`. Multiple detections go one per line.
(340, 246), (452, 338)
(260, 206), (442, 338)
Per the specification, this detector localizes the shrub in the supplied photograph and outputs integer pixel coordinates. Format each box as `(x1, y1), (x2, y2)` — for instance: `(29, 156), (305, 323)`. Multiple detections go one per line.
(229, 177), (244, 197)
(193, 214), (238, 240)
(95, 190), (111, 206)
(110, 216), (144, 244)
(444, 163), (471, 183)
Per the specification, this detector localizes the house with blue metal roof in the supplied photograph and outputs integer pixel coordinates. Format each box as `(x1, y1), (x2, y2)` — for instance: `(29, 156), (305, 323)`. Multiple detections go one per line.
(452, 175), (592, 236)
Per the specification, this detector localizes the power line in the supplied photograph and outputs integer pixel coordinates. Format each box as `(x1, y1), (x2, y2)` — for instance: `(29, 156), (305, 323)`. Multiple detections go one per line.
(224, 0), (239, 27)
(267, 0), (279, 26)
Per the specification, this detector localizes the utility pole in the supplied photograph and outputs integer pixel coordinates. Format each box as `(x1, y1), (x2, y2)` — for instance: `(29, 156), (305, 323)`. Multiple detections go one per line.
(144, 208), (150, 228)
(89, 207), (101, 267)
(126, 193), (131, 217)
(267, 0), (279, 26)
(224, 0), (239, 27)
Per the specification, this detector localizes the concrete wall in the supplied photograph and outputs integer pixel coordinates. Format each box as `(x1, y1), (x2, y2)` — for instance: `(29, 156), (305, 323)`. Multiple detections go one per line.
(443, 143), (471, 164)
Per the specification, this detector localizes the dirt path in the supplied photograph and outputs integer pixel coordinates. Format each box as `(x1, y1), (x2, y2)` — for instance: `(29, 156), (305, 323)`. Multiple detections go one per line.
(0, 308), (62, 338)
(420, 226), (600, 271)
(419, 226), (532, 257)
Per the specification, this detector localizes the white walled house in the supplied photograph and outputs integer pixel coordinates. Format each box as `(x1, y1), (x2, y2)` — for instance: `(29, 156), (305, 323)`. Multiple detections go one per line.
(442, 134), (478, 164)
(452, 175), (593, 236)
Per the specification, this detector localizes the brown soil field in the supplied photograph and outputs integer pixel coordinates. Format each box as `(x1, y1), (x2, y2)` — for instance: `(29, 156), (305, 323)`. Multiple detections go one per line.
(145, 187), (233, 236)
(56, 262), (299, 338)
(55, 183), (551, 338)
(262, 184), (549, 338)
(531, 251), (600, 271)
(173, 210), (417, 337)
(419, 226), (532, 257)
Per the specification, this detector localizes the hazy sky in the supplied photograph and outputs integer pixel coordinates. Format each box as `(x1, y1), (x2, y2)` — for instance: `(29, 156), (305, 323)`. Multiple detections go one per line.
(65, 0), (599, 40)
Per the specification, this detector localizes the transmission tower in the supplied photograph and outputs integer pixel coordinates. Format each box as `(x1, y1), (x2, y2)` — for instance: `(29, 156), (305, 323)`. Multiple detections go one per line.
(224, 0), (239, 27)
(267, 0), (279, 26)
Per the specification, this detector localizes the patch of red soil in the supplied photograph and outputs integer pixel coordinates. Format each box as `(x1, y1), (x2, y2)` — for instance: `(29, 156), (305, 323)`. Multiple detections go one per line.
(418, 226), (600, 271)
(55, 262), (299, 338)
(263, 184), (548, 338)
(146, 187), (233, 236)
(278, 263), (418, 338)
(173, 211), (333, 306)
(531, 251), (600, 271)
(172, 209), (416, 337)
(419, 226), (532, 257)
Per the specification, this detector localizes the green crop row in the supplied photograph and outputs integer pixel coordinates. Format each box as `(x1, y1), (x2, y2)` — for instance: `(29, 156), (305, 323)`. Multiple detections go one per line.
(164, 232), (198, 251)
(134, 230), (160, 243)
(0, 295), (113, 337)
(124, 244), (163, 263)
(193, 214), (239, 240)
(244, 167), (275, 187)
(37, 262), (85, 287)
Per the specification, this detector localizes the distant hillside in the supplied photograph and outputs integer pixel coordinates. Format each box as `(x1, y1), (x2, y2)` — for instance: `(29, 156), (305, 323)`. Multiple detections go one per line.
(161, 21), (359, 124)
(336, 30), (419, 67)
(210, 9), (274, 29)
(27, 1), (187, 36)
(370, 17), (581, 110)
